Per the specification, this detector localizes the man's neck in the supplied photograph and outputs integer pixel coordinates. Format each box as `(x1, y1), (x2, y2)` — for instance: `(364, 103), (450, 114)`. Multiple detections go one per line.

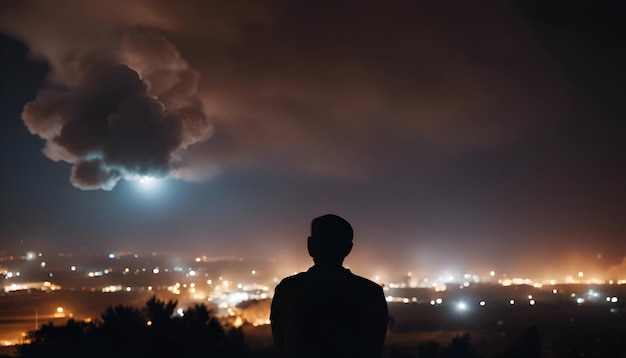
(312, 261), (344, 270)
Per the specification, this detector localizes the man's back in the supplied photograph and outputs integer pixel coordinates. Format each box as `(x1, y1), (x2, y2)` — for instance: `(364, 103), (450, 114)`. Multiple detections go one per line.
(271, 265), (388, 358)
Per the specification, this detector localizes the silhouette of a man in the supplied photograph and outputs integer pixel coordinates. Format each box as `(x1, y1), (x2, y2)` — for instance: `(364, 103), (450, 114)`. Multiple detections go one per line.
(271, 214), (388, 358)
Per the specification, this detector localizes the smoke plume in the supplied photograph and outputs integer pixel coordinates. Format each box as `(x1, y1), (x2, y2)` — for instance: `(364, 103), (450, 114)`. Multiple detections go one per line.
(21, 30), (212, 190)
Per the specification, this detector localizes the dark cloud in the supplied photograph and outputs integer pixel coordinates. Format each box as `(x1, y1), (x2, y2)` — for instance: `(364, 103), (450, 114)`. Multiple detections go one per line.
(17, 27), (211, 190)
(1, 0), (568, 183)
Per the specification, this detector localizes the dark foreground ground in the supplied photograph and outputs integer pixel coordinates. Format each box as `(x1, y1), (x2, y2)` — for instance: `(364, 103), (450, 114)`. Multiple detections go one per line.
(1, 288), (625, 357)
(241, 300), (626, 357)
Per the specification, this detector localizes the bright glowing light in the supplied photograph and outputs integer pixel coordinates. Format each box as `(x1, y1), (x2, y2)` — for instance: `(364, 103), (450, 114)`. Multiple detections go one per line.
(611, 297), (618, 303)
(456, 302), (467, 311)
(102, 285), (122, 293)
(54, 307), (67, 318)
(233, 316), (244, 328)
(134, 176), (164, 191)
(578, 271), (584, 278)
(479, 300), (486, 306)
(509, 299), (515, 305)
(529, 299), (536, 305)
(435, 298), (443, 304)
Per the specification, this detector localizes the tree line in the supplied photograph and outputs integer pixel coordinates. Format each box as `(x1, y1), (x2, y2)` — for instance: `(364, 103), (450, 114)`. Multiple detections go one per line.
(16, 296), (249, 358)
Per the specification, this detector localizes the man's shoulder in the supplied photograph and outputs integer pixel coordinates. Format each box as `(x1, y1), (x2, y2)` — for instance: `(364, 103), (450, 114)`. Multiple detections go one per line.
(275, 271), (309, 290)
(347, 271), (384, 292)
(275, 267), (384, 295)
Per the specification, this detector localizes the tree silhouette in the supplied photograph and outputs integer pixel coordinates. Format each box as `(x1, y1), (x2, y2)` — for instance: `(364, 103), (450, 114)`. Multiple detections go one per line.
(17, 296), (247, 358)
(98, 304), (147, 356)
(144, 295), (176, 325)
(18, 320), (95, 358)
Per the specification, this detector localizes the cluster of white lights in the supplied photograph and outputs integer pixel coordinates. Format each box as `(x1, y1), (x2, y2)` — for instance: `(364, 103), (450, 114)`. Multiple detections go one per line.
(102, 285), (123, 293)
(5, 272), (20, 278)
(429, 298), (444, 305)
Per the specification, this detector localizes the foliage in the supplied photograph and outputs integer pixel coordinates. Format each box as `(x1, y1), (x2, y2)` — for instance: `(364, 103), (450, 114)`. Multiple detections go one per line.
(17, 296), (247, 358)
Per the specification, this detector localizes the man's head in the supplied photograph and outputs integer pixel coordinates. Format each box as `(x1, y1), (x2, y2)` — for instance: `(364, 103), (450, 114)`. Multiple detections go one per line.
(307, 214), (353, 265)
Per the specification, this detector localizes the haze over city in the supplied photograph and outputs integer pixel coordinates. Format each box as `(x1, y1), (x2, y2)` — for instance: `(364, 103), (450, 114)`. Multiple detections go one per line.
(1, 0), (625, 282)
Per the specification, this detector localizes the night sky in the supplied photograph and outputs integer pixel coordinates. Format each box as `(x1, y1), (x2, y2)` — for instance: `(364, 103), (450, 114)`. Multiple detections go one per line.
(1, 0), (625, 279)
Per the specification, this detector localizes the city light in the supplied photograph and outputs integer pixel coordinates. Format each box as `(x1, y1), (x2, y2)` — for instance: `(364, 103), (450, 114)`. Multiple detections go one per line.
(2, 248), (626, 350)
